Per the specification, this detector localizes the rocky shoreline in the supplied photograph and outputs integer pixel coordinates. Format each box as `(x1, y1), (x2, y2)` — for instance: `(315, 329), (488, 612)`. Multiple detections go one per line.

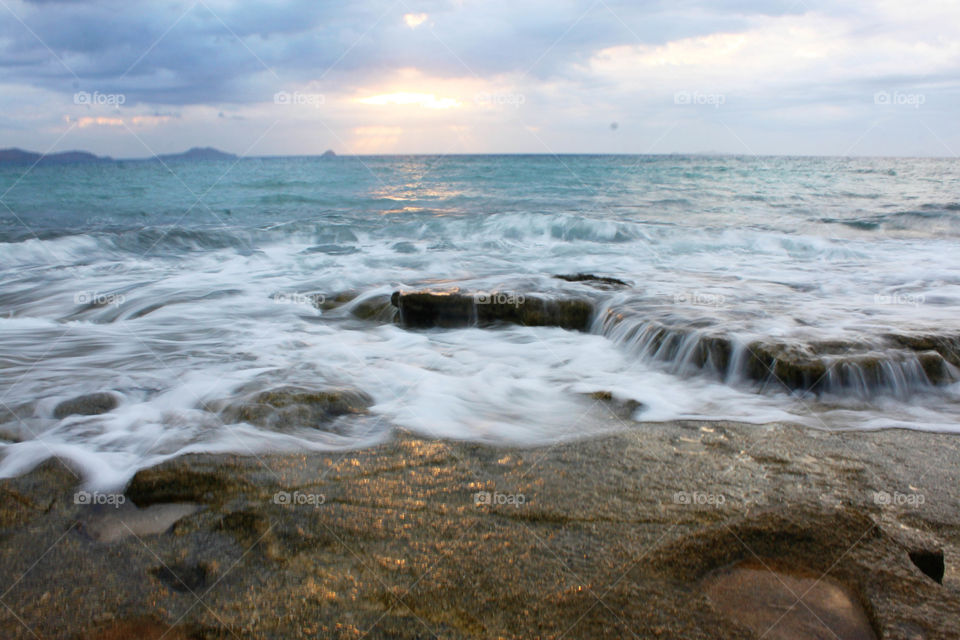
(316, 285), (960, 397)
(2, 281), (959, 638)
(1, 419), (958, 639)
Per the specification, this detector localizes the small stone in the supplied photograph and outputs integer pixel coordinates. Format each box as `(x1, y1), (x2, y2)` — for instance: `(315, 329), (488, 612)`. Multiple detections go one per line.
(53, 392), (118, 419)
(553, 273), (630, 288)
(702, 559), (877, 640)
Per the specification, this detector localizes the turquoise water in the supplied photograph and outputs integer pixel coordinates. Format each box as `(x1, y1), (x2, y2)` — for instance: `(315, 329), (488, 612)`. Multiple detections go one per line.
(1, 155), (959, 486)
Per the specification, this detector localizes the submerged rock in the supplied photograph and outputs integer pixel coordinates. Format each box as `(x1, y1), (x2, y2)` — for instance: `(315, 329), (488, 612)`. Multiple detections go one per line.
(301, 244), (359, 256)
(391, 289), (593, 330)
(219, 386), (373, 431)
(313, 291), (398, 322)
(349, 294), (397, 322)
(78, 502), (201, 543)
(312, 291), (358, 311)
(586, 391), (644, 419)
(392, 241), (419, 254)
(53, 392), (118, 419)
(125, 460), (252, 507)
(553, 273), (630, 289)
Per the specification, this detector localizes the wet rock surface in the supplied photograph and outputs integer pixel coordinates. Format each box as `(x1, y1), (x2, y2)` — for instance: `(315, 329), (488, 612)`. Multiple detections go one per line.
(53, 392), (119, 419)
(313, 291), (398, 322)
(886, 333), (960, 368)
(1, 422), (958, 638)
(599, 311), (960, 394)
(391, 289), (594, 330)
(79, 502), (201, 543)
(552, 273), (631, 289)
(316, 286), (959, 399)
(215, 386), (373, 431)
(586, 390), (645, 419)
(348, 293), (397, 322)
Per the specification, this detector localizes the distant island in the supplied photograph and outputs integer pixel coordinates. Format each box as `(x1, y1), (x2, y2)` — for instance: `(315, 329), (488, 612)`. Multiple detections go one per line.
(0, 148), (111, 166)
(0, 146), (238, 165)
(0, 147), (338, 165)
(154, 147), (238, 162)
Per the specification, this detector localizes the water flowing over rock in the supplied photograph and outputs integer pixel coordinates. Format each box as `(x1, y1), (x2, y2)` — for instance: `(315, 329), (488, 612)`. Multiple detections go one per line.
(596, 308), (960, 396)
(216, 386), (373, 431)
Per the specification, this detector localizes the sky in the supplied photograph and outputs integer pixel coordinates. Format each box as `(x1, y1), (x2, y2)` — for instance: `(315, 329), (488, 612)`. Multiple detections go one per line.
(0, 0), (958, 157)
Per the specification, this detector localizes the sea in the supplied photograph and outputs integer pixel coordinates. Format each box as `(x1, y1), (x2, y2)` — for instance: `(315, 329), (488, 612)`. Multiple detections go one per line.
(1, 154), (958, 487)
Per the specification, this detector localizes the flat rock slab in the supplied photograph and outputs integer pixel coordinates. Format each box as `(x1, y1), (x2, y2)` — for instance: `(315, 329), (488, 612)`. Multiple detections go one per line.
(391, 289), (594, 330)
(1, 422), (958, 638)
(702, 559), (877, 640)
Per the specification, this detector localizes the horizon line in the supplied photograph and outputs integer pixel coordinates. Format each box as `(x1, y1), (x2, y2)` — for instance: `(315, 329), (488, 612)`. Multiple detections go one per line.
(3, 147), (959, 162)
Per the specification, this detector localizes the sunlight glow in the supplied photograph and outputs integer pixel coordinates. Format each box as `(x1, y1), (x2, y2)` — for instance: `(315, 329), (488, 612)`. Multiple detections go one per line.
(403, 13), (428, 28)
(357, 92), (462, 109)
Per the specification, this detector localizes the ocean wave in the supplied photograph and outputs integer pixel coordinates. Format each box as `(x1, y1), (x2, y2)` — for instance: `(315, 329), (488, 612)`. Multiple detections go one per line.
(256, 193), (328, 205)
(819, 204), (960, 233)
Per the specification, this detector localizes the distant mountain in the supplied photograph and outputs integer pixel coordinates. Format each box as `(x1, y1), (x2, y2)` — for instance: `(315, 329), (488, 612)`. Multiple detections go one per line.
(321, 149), (336, 157)
(0, 148), (111, 165)
(0, 146), (240, 165)
(154, 147), (238, 162)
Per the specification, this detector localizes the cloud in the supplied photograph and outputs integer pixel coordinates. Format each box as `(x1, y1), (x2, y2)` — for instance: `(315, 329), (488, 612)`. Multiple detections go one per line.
(0, 0), (957, 155)
(70, 114), (172, 128)
(0, 0), (787, 105)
